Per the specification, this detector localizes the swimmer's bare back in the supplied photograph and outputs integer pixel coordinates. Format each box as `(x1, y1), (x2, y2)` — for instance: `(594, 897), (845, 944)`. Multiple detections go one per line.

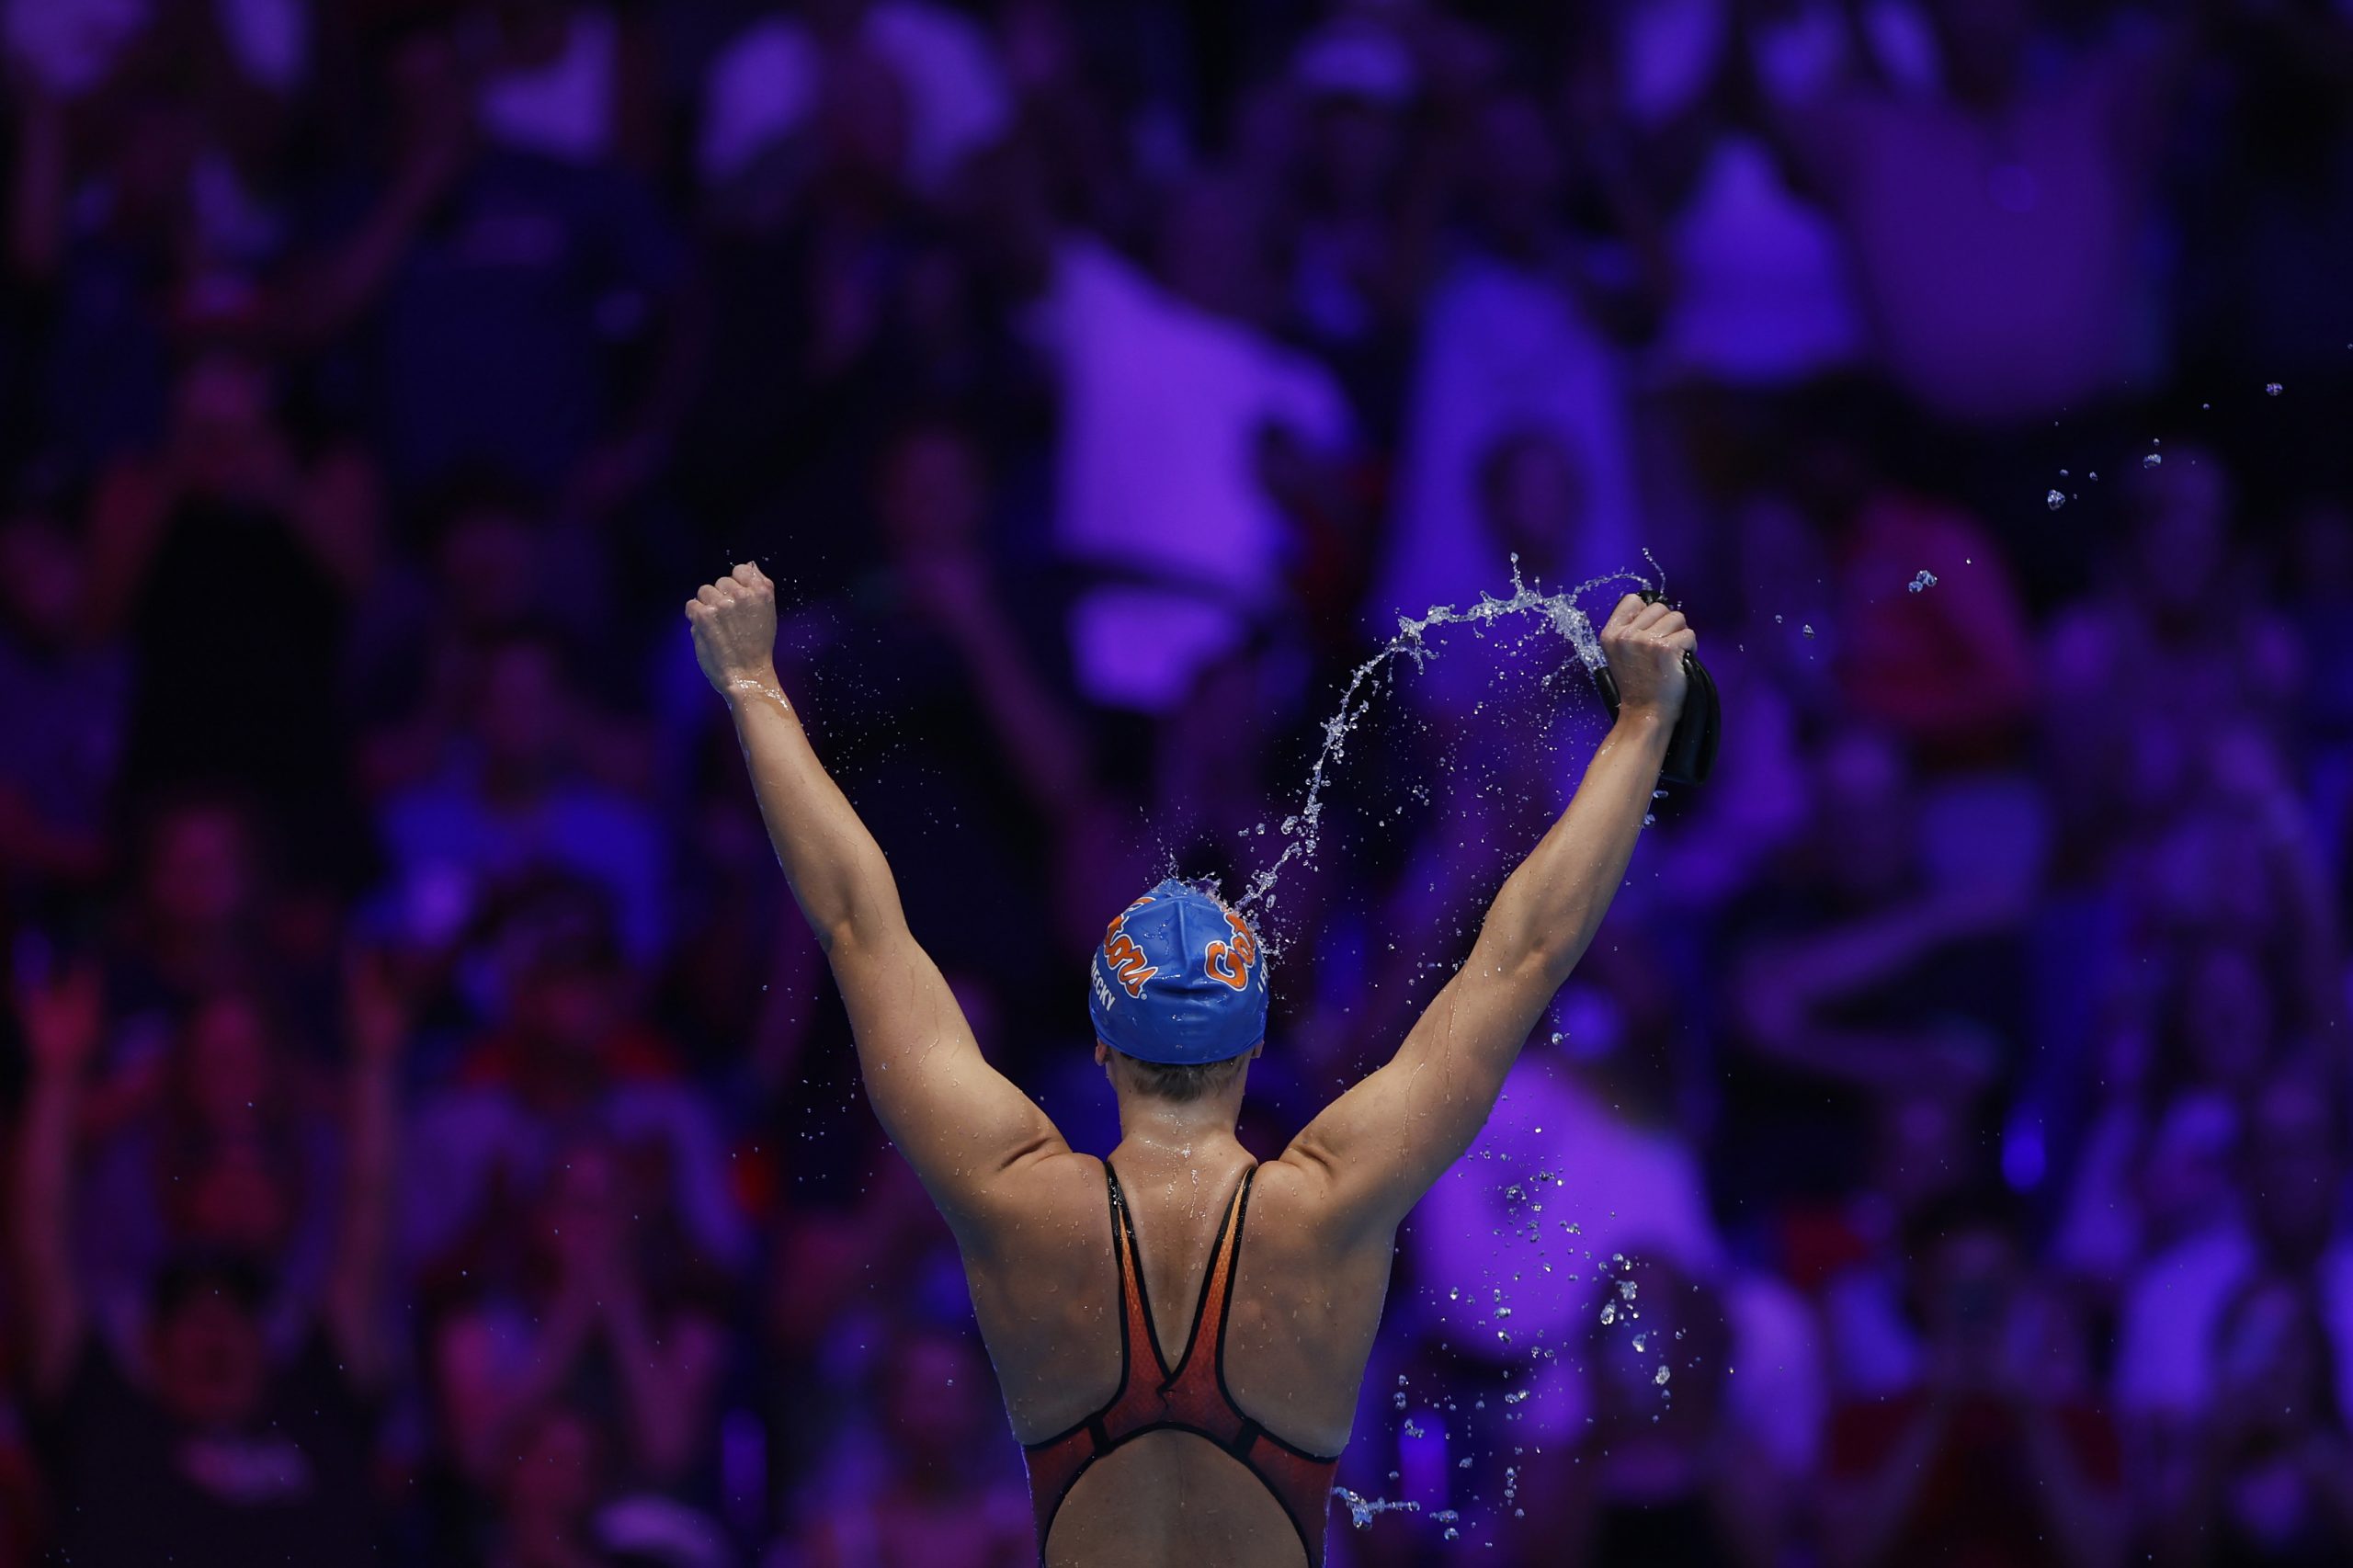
(687, 565), (1699, 1566)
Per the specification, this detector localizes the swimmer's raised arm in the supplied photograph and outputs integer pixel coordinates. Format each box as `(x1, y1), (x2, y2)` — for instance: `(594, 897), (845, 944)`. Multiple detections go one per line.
(688, 565), (1068, 1232)
(1281, 594), (1695, 1243)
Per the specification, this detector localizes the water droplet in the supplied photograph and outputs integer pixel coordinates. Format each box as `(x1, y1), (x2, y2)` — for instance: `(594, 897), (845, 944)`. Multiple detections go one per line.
(2044, 489), (2065, 511)
(2143, 452), (2162, 469)
(1654, 1365), (1671, 1386)
(1908, 570), (1939, 593)
(1801, 623), (1815, 639)
(2267, 381), (2284, 396)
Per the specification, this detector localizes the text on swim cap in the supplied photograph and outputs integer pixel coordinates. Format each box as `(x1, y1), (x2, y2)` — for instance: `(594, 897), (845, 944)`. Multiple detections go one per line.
(1101, 897), (1158, 999)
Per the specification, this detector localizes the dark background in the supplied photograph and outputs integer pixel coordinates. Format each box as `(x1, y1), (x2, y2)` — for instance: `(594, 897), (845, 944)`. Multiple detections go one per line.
(0, 0), (2349, 1563)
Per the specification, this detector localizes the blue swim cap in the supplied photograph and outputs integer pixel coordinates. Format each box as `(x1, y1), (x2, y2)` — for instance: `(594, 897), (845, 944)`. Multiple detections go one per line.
(1087, 879), (1268, 1065)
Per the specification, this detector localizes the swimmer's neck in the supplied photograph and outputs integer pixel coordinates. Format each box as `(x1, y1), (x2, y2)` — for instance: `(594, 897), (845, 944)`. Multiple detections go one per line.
(1110, 1101), (1248, 1168)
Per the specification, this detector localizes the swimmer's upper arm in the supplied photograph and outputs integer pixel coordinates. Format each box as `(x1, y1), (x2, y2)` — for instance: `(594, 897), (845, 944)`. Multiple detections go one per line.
(1280, 928), (1557, 1244)
(695, 583), (1072, 1234)
(1284, 685), (1677, 1244)
(824, 923), (1072, 1233)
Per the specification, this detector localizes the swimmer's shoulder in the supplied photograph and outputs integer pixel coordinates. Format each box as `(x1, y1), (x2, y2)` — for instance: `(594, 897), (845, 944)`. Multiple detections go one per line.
(1243, 1153), (1390, 1266)
(950, 1146), (1112, 1263)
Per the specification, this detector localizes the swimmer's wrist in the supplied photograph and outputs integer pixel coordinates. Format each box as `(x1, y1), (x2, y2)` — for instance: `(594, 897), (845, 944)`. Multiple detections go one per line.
(722, 667), (790, 714)
(1611, 704), (1674, 740)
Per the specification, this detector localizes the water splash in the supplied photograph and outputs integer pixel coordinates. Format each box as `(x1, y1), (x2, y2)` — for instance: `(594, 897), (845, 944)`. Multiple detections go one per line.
(1333, 1487), (1423, 1529)
(1233, 557), (1643, 937)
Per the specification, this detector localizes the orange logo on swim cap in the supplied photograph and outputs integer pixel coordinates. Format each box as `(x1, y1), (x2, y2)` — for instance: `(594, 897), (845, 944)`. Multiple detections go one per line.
(1205, 908), (1258, 991)
(1101, 897), (1159, 999)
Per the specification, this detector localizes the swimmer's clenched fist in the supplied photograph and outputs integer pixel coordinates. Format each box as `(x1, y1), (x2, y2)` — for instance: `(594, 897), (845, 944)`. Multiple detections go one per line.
(686, 562), (779, 693)
(1598, 592), (1697, 721)
(692, 544), (1711, 1566)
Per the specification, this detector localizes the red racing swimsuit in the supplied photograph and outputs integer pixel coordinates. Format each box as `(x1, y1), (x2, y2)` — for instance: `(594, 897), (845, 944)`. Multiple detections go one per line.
(1022, 1164), (1340, 1566)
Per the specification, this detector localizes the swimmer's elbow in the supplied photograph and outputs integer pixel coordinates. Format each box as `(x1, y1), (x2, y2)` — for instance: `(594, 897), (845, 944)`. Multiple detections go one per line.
(1476, 926), (1583, 1002)
(812, 914), (857, 956)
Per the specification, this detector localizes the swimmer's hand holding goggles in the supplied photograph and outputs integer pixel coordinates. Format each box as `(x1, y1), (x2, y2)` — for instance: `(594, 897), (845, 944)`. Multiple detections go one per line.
(1585, 590), (1720, 787)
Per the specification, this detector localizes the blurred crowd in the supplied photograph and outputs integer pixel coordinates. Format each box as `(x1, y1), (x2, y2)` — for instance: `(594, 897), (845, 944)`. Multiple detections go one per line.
(2, 0), (2351, 1563)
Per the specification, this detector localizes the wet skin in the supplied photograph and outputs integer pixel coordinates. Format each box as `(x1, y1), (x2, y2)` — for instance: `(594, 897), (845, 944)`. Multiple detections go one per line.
(976, 1139), (1377, 1568)
(687, 565), (1694, 1565)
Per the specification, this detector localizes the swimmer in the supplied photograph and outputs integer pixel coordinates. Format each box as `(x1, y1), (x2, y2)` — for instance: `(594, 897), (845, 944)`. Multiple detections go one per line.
(687, 565), (1699, 1568)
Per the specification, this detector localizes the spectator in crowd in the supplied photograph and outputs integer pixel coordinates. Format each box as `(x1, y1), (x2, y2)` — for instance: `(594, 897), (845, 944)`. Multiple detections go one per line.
(2046, 450), (2302, 871)
(1047, 168), (1351, 718)
(73, 982), (345, 1354)
(349, 469), (612, 797)
(2116, 1068), (2353, 1475)
(293, 16), (691, 502)
(99, 789), (341, 1074)
(1823, 1191), (2123, 1568)
(1778, 0), (2182, 428)
(1728, 726), (2025, 1206)
(403, 879), (746, 1271)
(1268, 14), (1438, 441)
(0, 493), (128, 894)
(429, 1136), (726, 1495)
(483, 1400), (610, 1568)
(1376, 85), (1647, 634)
(803, 416), (1104, 968)
(790, 1322), (1031, 1568)
(86, 351), (381, 884)
(1528, 1260), (1783, 1567)
(9, 949), (403, 1565)
(375, 632), (668, 962)
(0, 1), (2347, 1562)
(699, 0), (1011, 202)
(2160, 1274), (2353, 1566)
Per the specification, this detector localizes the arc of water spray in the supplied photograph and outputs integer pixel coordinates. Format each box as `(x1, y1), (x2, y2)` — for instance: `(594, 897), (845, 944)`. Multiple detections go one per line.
(1232, 558), (1647, 940)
